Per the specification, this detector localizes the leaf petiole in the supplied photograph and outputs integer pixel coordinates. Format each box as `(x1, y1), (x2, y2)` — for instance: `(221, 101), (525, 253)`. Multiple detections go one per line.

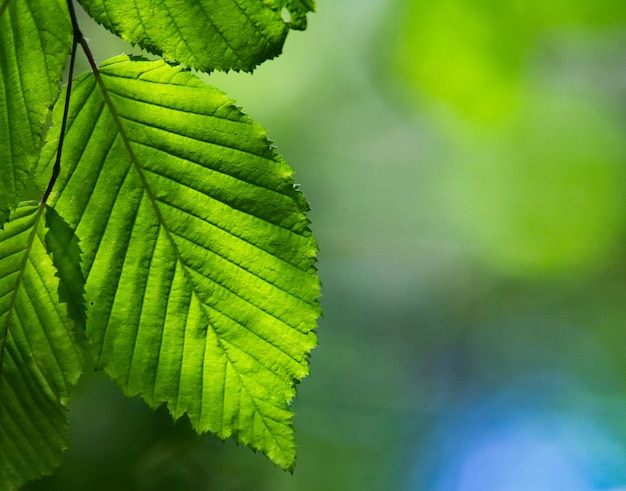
(40, 29), (77, 207)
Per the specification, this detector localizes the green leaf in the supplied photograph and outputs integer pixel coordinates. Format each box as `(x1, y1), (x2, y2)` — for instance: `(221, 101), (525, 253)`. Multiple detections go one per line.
(0, 0), (71, 229)
(36, 55), (320, 470)
(0, 202), (84, 490)
(44, 206), (87, 336)
(77, 0), (312, 72)
(283, 0), (315, 30)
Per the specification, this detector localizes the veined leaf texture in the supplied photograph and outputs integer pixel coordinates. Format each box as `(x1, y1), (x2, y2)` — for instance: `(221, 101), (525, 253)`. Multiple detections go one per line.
(0, 203), (83, 490)
(0, 0), (71, 229)
(78, 0), (314, 71)
(0, 0), (319, 486)
(35, 55), (320, 469)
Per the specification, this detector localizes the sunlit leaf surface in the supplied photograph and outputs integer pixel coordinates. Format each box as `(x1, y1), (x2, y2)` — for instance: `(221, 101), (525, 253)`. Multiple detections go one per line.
(78, 0), (314, 72)
(36, 55), (320, 470)
(0, 0), (71, 228)
(0, 202), (83, 491)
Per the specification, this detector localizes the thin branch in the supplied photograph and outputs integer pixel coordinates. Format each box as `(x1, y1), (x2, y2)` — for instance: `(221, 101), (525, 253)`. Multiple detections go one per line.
(40, 32), (78, 207)
(66, 0), (100, 75)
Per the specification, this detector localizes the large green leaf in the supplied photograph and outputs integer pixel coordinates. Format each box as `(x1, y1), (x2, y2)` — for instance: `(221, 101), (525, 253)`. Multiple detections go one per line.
(36, 55), (320, 469)
(77, 0), (313, 72)
(0, 202), (84, 490)
(0, 0), (71, 229)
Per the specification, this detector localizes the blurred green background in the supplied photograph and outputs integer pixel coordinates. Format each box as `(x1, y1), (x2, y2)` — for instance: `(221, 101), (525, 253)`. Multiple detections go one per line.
(25, 1), (626, 490)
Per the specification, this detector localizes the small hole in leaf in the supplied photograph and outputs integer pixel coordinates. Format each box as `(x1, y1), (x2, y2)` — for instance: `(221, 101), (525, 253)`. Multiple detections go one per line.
(281, 7), (292, 23)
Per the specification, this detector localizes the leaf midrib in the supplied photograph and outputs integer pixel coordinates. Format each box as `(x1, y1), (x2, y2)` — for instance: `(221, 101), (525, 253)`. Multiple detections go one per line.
(0, 0), (11, 20)
(91, 64), (295, 461)
(0, 205), (44, 383)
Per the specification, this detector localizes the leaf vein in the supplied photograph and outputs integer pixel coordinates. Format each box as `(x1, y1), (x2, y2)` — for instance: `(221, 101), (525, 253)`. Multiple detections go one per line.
(150, 187), (308, 269)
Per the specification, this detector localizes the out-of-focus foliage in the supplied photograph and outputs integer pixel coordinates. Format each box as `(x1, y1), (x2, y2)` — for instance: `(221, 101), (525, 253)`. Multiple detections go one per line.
(443, 94), (626, 275)
(391, 0), (626, 122)
(389, 0), (626, 276)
